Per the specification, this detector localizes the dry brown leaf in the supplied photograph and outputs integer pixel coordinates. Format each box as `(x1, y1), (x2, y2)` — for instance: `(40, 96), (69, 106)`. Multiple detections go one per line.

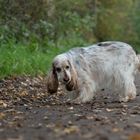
(74, 114), (83, 117)
(0, 112), (6, 119)
(129, 134), (140, 140)
(133, 123), (140, 128)
(46, 123), (55, 128)
(83, 133), (94, 138)
(20, 91), (28, 97)
(0, 100), (8, 108)
(106, 108), (113, 112)
(68, 120), (73, 125)
(68, 106), (74, 110)
(106, 108), (112, 112)
(86, 116), (94, 120)
(112, 128), (122, 132)
(44, 116), (49, 120)
(64, 126), (79, 134)
(21, 82), (28, 86)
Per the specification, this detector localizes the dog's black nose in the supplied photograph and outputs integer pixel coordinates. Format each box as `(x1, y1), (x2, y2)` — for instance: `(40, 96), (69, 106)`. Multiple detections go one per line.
(63, 78), (69, 82)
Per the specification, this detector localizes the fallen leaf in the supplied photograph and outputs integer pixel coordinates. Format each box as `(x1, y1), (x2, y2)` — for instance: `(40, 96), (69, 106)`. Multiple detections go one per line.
(64, 126), (79, 134)
(83, 133), (95, 138)
(19, 91), (28, 97)
(68, 120), (73, 125)
(86, 116), (94, 120)
(68, 106), (74, 110)
(0, 100), (8, 108)
(106, 108), (113, 112)
(129, 134), (140, 140)
(74, 114), (83, 117)
(0, 112), (6, 119)
(112, 128), (122, 132)
(133, 123), (140, 128)
(46, 123), (55, 128)
(44, 116), (49, 120)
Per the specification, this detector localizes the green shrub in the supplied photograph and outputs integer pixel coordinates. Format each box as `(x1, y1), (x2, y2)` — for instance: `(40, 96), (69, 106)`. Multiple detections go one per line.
(0, 0), (140, 78)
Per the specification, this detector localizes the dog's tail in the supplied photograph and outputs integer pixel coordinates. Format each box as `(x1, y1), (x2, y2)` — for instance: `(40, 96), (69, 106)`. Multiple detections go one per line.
(137, 54), (140, 71)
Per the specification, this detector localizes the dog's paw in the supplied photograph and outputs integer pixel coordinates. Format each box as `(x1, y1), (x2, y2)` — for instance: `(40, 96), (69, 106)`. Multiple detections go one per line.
(119, 93), (136, 102)
(128, 94), (136, 100)
(119, 96), (129, 102)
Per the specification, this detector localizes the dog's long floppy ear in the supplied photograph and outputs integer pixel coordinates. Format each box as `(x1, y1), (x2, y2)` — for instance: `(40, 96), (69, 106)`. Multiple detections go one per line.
(66, 60), (78, 91)
(47, 65), (58, 94)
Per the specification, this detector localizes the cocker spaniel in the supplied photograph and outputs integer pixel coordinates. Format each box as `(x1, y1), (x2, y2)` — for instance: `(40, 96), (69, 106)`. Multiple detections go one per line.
(47, 41), (140, 103)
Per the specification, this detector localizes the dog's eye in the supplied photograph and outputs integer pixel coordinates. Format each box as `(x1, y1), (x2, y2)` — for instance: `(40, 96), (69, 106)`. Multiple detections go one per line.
(66, 65), (70, 69)
(56, 67), (61, 73)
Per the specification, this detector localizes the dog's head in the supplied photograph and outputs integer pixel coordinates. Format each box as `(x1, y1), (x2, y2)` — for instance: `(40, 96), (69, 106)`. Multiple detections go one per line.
(47, 54), (78, 93)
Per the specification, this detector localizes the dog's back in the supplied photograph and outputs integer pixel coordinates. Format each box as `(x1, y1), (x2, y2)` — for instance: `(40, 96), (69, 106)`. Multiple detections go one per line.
(68, 41), (139, 90)
(68, 41), (135, 60)
(68, 41), (138, 69)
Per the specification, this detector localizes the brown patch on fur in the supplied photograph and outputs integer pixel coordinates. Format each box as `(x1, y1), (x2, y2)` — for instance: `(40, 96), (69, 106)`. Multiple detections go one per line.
(137, 54), (140, 71)
(47, 65), (58, 93)
(66, 61), (78, 91)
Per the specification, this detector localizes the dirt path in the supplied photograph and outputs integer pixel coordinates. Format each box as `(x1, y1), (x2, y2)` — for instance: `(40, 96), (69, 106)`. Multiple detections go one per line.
(0, 75), (140, 140)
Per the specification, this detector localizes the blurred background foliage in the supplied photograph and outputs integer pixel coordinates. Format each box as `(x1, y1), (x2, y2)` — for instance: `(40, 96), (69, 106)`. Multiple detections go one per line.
(0, 0), (140, 77)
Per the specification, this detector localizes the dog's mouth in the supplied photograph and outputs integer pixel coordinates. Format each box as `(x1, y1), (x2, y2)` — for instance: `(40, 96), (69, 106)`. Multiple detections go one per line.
(62, 77), (71, 84)
(62, 79), (70, 84)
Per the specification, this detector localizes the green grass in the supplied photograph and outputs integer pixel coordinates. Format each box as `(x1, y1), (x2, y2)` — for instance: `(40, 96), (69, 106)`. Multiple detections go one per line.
(130, 41), (140, 53)
(134, 45), (140, 53)
(0, 45), (61, 78)
(0, 45), (45, 78)
(0, 38), (89, 78)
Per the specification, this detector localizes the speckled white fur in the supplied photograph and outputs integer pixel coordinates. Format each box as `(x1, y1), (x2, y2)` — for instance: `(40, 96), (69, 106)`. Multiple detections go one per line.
(47, 41), (140, 103)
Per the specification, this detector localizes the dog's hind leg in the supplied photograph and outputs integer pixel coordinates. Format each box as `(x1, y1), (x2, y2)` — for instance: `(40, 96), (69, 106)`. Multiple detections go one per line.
(119, 74), (136, 102)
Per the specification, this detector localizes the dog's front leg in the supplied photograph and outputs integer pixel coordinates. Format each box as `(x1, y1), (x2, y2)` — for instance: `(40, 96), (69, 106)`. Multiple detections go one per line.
(71, 81), (96, 104)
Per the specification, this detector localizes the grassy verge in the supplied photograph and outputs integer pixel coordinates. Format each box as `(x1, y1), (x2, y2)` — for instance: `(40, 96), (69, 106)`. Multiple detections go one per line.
(0, 45), (47, 78)
(134, 46), (140, 53)
(0, 44), (61, 78)
(0, 38), (89, 78)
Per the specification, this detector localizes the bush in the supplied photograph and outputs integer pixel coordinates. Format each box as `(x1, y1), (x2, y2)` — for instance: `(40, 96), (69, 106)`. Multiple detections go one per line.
(0, 0), (140, 78)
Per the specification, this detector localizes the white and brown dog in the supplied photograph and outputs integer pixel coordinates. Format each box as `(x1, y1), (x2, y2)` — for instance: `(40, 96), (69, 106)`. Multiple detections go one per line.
(47, 41), (140, 103)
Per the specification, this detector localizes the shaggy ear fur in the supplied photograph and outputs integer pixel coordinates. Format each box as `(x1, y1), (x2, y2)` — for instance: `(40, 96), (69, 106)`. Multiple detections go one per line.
(47, 66), (58, 94)
(137, 54), (140, 71)
(66, 60), (78, 91)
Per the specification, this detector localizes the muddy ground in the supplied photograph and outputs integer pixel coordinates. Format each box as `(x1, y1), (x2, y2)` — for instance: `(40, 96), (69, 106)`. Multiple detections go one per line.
(0, 74), (140, 140)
